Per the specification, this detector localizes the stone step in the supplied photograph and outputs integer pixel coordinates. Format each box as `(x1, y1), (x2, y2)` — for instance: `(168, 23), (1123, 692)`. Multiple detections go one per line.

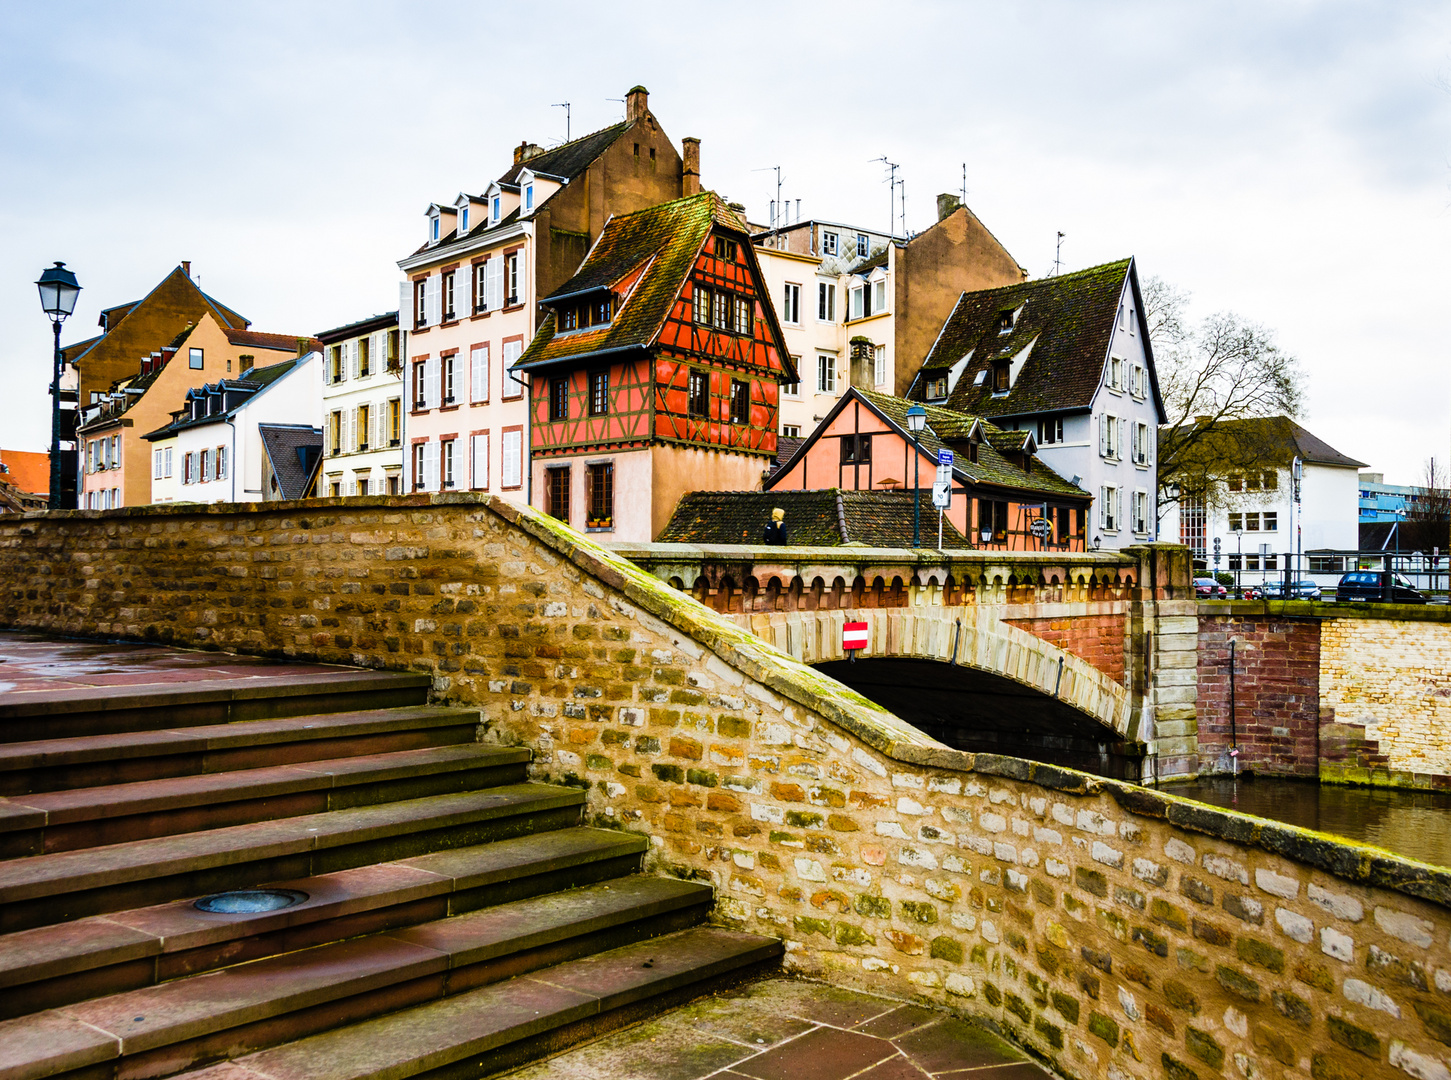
(0, 878), (721, 1080)
(0, 743), (532, 858)
(0, 828), (649, 1021)
(191, 928), (783, 1080)
(0, 784), (585, 933)
(0, 671), (433, 742)
(0, 706), (483, 797)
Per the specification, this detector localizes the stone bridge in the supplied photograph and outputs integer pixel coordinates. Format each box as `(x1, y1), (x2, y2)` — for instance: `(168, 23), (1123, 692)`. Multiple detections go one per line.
(613, 543), (1197, 781)
(4, 495), (1451, 1080)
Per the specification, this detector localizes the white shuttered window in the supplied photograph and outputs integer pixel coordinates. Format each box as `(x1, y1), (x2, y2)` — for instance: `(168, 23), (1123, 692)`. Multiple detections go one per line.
(471, 345), (489, 403)
(471, 433), (489, 490)
(502, 430), (522, 488)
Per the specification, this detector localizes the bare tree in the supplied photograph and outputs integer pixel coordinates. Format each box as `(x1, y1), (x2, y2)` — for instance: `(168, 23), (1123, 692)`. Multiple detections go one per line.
(1404, 456), (1451, 553)
(1147, 276), (1307, 518)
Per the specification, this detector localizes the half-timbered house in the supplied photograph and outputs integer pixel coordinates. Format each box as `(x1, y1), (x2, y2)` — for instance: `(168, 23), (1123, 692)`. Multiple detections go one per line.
(766, 387), (1092, 551)
(512, 192), (798, 541)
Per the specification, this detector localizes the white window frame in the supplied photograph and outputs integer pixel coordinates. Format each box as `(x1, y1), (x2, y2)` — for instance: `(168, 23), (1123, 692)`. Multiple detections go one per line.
(782, 425), (801, 438)
(1132, 363), (1145, 399)
(849, 285), (864, 321)
(459, 205), (469, 233)
(164, 447), (172, 478)
(470, 344), (489, 403)
(491, 195), (500, 223)
(856, 233), (869, 258)
(1133, 490), (1148, 535)
(1101, 484), (1119, 532)
(817, 281), (836, 322)
(872, 279), (886, 314)
(471, 432), (489, 490)
(1133, 421), (1151, 466)
(821, 230), (838, 256)
(525, 184), (534, 211)
(502, 429), (523, 489)
(817, 354), (836, 394)
(1100, 413), (1121, 460)
(1108, 356), (1124, 392)
(782, 282), (801, 325)
(873, 345), (887, 387)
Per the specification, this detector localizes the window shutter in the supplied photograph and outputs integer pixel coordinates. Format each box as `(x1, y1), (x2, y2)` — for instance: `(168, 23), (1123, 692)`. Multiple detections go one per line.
(1098, 415), (1108, 457)
(472, 434), (487, 489)
(426, 357), (440, 409)
(1098, 487), (1106, 528)
(471, 347), (486, 403)
(426, 442), (438, 491)
(1117, 487), (1124, 529)
(1118, 418), (1127, 460)
(490, 258), (504, 311)
(424, 275), (438, 326)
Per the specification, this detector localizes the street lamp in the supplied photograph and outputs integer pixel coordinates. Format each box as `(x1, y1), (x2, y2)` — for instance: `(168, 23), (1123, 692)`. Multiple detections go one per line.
(35, 262), (81, 510)
(906, 404), (926, 548)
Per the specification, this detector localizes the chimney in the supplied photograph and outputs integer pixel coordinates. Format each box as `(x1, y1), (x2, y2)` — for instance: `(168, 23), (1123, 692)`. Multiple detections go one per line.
(848, 337), (874, 388)
(513, 141), (544, 165)
(682, 137), (701, 197)
(936, 193), (962, 222)
(182, 260), (192, 278)
(626, 85), (649, 122)
(239, 354), (255, 374)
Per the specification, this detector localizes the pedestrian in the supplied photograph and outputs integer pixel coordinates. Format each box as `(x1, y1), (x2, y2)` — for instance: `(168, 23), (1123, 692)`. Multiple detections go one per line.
(762, 507), (788, 546)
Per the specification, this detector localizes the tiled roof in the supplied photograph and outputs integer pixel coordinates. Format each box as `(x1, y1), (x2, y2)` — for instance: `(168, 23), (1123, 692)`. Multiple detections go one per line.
(515, 192), (749, 372)
(658, 488), (969, 548)
(0, 449), (50, 495)
(142, 357), (302, 440)
(223, 328), (319, 353)
(259, 424), (323, 500)
(1163, 415), (1367, 471)
(852, 390), (1086, 499)
(921, 259), (1148, 419)
(494, 123), (628, 189)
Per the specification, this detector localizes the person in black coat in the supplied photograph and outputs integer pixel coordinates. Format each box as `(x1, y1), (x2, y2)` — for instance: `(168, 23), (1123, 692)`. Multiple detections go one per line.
(762, 507), (788, 545)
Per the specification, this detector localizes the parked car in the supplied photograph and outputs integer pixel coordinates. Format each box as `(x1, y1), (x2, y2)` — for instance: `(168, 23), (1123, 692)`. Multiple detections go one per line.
(1194, 577), (1227, 599)
(1335, 571), (1427, 604)
(1258, 579), (1322, 600)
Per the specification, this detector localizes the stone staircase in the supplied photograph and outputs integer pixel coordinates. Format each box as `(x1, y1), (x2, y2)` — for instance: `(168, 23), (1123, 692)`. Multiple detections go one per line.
(0, 666), (780, 1080)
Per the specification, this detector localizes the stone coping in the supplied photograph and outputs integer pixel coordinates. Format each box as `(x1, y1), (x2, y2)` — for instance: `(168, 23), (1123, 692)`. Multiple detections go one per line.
(11, 495), (1451, 906)
(609, 540), (1140, 568)
(1200, 598), (1451, 623)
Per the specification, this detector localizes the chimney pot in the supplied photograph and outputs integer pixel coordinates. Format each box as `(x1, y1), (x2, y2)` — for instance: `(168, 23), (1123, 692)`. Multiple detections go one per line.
(626, 85), (649, 122)
(682, 136), (701, 197)
(935, 194), (962, 222)
(848, 336), (874, 388)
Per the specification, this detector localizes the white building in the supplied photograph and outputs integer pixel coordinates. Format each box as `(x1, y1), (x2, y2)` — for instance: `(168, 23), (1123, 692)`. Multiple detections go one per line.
(1159, 416), (1365, 581)
(317, 313), (402, 497)
(911, 258), (1164, 550)
(143, 353), (322, 504)
(751, 197), (1026, 448)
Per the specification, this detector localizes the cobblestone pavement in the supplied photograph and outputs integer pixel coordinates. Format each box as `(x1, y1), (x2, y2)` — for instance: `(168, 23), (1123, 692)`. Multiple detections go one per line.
(500, 978), (1054, 1080)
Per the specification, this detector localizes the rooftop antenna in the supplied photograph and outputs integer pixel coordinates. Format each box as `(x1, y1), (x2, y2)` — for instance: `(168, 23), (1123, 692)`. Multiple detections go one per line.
(871, 156), (898, 240)
(552, 102), (571, 142)
(606, 97), (625, 121)
(898, 177), (907, 239)
(960, 163), (968, 205)
(1050, 231), (1065, 277)
(751, 165), (783, 245)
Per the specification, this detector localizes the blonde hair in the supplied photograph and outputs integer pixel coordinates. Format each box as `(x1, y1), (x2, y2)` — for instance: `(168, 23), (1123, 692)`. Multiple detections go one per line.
(771, 508), (785, 522)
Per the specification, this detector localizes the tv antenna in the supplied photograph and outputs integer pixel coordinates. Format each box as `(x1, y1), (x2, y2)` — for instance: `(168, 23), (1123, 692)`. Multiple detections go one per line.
(606, 97), (625, 121)
(898, 177), (907, 239)
(552, 102), (571, 142)
(960, 163), (968, 205)
(871, 156), (898, 239)
(751, 165), (784, 244)
(1050, 231), (1065, 277)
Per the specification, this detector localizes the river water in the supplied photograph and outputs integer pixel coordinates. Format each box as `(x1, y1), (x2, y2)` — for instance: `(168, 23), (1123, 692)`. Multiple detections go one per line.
(1161, 777), (1451, 868)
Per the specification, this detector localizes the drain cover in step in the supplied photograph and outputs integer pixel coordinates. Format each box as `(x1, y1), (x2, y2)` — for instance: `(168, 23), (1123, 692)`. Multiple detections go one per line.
(194, 889), (308, 914)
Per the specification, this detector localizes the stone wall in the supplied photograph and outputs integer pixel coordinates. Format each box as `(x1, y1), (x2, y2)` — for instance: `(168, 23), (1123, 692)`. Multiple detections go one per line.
(1196, 616), (1320, 778)
(4, 498), (1451, 1080)
(1320, 616), (1451, 785)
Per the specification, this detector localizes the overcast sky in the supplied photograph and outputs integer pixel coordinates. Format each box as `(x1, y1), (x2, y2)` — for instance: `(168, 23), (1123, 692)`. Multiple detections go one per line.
(2, 1), (1447, 485)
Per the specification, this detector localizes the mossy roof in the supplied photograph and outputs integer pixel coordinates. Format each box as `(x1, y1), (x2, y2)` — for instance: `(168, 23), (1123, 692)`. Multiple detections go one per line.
(659, 488), (969, 547)
(513, 192), (750, 372)
(920, 258), (1140, 419)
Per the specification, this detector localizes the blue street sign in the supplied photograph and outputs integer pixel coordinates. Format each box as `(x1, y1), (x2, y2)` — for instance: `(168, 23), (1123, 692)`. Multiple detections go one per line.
(937, 449), (954, 466)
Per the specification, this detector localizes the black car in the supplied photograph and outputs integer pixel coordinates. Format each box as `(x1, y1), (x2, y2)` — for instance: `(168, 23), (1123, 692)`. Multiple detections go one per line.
(1193, 577), (1227, 600)
(1335, 571), (1426, 604)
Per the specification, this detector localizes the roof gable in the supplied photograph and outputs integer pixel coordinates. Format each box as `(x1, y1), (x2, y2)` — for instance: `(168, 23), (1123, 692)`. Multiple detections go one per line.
(920, 259), (1151, 420)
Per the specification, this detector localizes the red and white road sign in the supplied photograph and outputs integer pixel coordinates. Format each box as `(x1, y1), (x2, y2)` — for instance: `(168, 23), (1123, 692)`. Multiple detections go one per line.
(843, 621), (869, 651)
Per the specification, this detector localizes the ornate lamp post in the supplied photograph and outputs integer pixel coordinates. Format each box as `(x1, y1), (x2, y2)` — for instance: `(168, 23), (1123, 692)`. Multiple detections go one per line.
(35, 262), (81, 510)
(906, 404), (926, 548)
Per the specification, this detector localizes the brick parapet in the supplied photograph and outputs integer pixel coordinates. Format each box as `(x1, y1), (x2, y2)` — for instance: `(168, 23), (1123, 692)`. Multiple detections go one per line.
(5, 498), (1449, 1080)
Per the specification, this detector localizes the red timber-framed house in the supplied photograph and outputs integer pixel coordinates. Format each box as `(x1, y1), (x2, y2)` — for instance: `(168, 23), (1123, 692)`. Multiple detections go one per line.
(767, 387), (1092, 551)
(512, 192), (798, 541)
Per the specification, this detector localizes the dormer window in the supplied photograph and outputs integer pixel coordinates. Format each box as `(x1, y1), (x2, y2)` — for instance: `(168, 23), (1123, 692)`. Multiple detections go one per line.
(558, 293), (614, 332)
(431, 215), (440, 242)
(967, 431), (981, 464)
(996, 310), (1014, 335)
(716, 237), (737, 261)
(459, 206), (469, 233)
(491, 196), (500, 223)
(821, 230), (838, 256)
(525, 184), (534, 211)
(992, 361), (1011, 393)
(925, 376), (948, 399)
(856, 234), (869, 258)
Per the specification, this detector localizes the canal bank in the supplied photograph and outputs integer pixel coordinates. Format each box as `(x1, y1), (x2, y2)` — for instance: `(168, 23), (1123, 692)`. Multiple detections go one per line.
(1165, 774), (1451, 867)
